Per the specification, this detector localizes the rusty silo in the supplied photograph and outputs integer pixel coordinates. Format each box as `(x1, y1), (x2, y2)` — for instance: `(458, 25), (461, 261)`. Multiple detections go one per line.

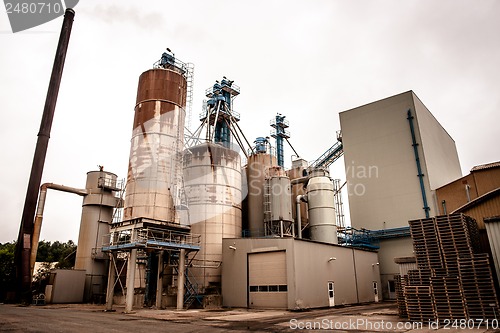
(123, 53), (187, 223)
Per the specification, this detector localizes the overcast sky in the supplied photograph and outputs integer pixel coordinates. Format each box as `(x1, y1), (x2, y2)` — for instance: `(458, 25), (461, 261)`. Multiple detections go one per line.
(1, 0), (499, 244)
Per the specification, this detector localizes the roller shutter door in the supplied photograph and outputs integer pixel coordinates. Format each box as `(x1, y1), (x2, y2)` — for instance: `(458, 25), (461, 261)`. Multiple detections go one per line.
(248, 251), (287, 309)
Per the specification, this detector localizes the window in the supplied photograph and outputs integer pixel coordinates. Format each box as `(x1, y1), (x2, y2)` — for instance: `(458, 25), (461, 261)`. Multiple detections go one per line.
(249, 285), (288, 292)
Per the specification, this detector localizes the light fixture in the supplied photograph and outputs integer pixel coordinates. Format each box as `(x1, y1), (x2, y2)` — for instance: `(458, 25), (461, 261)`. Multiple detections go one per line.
(229, 245), (236, 251)
(372, 263), (379, 266)
(328, 257), (337, 262)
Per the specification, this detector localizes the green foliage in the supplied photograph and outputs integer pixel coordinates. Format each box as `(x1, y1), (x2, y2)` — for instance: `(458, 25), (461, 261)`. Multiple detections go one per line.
(0, 241), (17, 301)
(0, 241), (16, 283)
(36, 240), (77, 269)
(0, 240), (77, 301)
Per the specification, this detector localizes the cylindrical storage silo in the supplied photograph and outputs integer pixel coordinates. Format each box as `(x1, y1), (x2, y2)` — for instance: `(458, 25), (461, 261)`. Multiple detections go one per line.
(246, 153), (277, 236)
(264, 171), (293, 236)
(123, 67), (187, 223)
(183, 143), (242, 289)
(75, 170), (120, 301)
(287, 158), (309, 234)
(307, 169), (338, 244)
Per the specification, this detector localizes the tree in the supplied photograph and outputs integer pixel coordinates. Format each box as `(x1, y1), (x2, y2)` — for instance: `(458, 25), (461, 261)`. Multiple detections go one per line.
(36, 240), (77, 268)
(0, 241), (16, 301)
(0, 240), (77, 301)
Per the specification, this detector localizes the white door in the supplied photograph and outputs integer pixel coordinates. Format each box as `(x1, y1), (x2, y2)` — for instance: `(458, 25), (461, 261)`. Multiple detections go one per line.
(328, 281), (335, 307)
(248, 251), (287, 309)
(373, 281), (379, 302)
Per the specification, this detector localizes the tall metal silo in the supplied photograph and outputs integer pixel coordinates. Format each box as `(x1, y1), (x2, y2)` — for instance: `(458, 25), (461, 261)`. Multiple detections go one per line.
(123, 53), (188, 223)
(263, 167), (293, 237)
(75, 170), (120, 301)
(307, 169), (338, 244)
(183, 143), (242, 288)
(246, 137), (277, 236)
(287, 158), (309, 237)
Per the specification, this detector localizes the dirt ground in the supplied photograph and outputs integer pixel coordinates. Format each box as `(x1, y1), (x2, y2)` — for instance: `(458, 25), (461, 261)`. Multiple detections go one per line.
(1, 301), (499, 332)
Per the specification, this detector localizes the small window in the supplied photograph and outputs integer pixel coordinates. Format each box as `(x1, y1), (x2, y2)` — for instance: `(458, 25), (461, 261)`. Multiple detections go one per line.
(278, 285), (288, 292)
(269, 285), (278, 292)
(249, 286), (258, 292)
(258, 285), (268, 292)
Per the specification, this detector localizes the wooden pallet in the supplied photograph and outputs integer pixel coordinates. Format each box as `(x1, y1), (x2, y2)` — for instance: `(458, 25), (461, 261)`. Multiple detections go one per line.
(458, 254), (500, 320)
(404, 285), (436, 322)
(394, 274), (408, 319)
(409, 218), (443, 270)
(430, 275), (467, 322)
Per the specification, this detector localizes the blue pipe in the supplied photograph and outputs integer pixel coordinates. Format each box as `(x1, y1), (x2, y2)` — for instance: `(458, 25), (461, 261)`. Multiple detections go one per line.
(407, 109), (430, 218)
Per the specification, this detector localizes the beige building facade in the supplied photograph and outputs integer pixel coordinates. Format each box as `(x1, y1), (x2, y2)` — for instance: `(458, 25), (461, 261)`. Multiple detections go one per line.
(339, 91), (462, 299)
(221, 238), (380, 310)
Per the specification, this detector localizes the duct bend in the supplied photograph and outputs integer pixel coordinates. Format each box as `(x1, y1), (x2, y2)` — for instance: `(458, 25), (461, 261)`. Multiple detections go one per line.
(30, 183), (88, 276)
(296, 195), (307, 239)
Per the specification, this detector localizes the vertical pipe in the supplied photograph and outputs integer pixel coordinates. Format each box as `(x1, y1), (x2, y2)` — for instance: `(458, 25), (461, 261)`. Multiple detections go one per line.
(407, 109), (430, 218)
(156, 251), (164, 309)
(296, 195), (304, 239)
(177, 249), (186, 310)
(15, 9), (75, 303)
(30, 185), (47, 276)
(105, 253), (116, 311)
(125, 249), (137, 313)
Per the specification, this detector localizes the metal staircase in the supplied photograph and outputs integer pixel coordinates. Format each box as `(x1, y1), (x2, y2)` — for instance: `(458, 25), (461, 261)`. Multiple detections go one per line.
(171, 255), (202, 309)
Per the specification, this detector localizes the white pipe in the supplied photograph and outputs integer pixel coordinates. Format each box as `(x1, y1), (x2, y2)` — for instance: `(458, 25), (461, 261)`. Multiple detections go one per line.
(125, 248), (137, 313)
(296, 195), (307, 239)
(31, 183), (88, 276)
(177, 249), (186, 310)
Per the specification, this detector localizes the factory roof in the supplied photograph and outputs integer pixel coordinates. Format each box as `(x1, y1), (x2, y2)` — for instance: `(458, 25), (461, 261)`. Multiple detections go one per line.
(471, 161), (500, 172)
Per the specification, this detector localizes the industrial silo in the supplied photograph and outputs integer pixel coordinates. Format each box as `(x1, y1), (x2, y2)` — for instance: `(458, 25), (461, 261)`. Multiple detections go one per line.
(246, 137), (277, 236)
(264, 167), (293, 237)
(123, 56), (187, 223)
(183, 143), (242, 289)
(75, 170), (120, 301)
(287, 158), (309, 237)
(307, 169), (338, 244)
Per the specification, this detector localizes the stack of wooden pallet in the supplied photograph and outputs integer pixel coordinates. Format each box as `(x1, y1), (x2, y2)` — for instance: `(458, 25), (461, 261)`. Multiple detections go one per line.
(435, 214), (475, 274)
(404, 285), (435, 322)
(409, 218), (443, 270)
(394, 274), (408, 319)
(458, 253), (499, 320)
(401, 214), (499, 322)
(430, 274), (466, 322)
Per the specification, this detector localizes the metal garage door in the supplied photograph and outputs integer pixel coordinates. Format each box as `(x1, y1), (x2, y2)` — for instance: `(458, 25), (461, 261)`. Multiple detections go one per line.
(248, 251), (287, 309)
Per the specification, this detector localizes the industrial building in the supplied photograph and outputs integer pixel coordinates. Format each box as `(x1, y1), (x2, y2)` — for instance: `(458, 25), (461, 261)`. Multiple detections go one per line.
(28, 51), (499, 319)
(339, 91), (463, 299)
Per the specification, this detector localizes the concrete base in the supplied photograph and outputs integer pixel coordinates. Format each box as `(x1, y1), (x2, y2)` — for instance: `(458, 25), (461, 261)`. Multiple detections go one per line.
(203, 295), (222, 309)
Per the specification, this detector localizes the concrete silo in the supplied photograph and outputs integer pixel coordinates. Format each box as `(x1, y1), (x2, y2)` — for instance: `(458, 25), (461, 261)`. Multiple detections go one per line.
(75, 170), (120, 301)
(183, 143), (242, 289)
(183, 78), (243, 292)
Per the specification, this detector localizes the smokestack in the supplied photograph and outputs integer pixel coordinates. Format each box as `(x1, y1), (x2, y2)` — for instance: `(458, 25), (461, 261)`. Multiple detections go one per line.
(15, 8), (75, 304)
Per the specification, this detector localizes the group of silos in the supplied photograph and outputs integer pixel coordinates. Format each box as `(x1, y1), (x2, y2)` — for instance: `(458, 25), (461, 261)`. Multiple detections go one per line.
(245, 140), (338, 244)
(116, 52), (339, 297)
(121, 54), (242, 293)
